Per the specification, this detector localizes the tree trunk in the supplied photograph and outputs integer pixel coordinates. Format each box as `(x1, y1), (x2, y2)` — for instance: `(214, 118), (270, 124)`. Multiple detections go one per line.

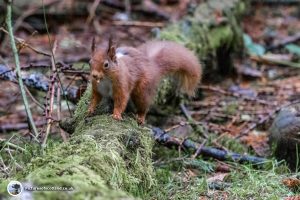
(269, 103), (300, 171)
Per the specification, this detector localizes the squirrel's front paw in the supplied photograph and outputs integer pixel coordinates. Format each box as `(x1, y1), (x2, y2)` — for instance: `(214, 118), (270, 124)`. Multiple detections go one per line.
(87, 106), (95, 116)
(136, 117), (145, 125)
(112, 113), (123, 121)
(136, 114), (145, 125)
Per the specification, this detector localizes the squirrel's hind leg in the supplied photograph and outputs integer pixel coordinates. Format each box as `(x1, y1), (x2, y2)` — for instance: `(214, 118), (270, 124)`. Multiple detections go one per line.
(131, 87), (154, 125)
(133, 101), (148, 125)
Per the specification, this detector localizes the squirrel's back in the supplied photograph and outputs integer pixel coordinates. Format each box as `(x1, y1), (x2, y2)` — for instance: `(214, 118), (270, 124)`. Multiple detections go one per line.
(138, 41), (202, 96)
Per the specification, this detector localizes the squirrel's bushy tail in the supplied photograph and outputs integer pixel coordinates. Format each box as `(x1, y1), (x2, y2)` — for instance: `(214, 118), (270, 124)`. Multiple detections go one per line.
(139, 41), (202, 96)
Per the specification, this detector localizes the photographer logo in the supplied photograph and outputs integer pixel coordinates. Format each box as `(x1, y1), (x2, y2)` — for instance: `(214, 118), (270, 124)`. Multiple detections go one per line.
(7, 181), (23, 196)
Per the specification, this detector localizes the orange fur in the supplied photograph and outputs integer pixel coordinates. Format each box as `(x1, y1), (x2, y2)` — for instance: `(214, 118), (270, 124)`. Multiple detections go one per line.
(88, 40), (202, 124)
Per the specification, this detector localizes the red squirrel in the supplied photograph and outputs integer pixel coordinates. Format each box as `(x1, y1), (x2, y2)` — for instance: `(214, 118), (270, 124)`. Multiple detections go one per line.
(88, 38), (202, 124)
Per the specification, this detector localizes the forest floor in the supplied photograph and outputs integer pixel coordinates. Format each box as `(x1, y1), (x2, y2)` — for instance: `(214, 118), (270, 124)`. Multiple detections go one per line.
(1, 1), (300, 199)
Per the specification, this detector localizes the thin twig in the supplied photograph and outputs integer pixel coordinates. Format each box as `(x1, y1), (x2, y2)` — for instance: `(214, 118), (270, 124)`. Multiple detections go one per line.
(0, 120), (46, 132)
(125, 0), (131, 19)
(42, 0), (72, 116)
(192, 139), (207, 159)
(180, 103), (193, 121)
(42, 39), (57, 149)
(0, 27), (51, 57)
(250, 54), (300, 68)
(24, 86), (45, 110)
(164, 121), (188, 132)
(5, 1), (39, 138)
(101, 0), (170, 19)
(151, 127), (267, 164)
(57, 85), (67, 142)
(13, 0), (59, 32)
(251, 0), (300, 4)
(0, 155), (9, 176)
(0, 0), (59, 52)
(6, 147), (23, 170)
(199, 85), (275, 106)
(180, 103), (208, 138)
(86, 0), (101, 24)
(112, 20), (165, 27)
(0, 138), (25, 152)
(266, 32), (300, 51)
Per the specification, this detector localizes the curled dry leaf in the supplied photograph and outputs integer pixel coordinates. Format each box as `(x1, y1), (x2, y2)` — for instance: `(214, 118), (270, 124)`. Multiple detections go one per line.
(207, 173), (229, 183)
(282, 177), (300, 189)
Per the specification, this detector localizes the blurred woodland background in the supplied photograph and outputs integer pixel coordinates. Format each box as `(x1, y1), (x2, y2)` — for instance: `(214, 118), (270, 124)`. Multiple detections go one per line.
(1, 0), (300, 199)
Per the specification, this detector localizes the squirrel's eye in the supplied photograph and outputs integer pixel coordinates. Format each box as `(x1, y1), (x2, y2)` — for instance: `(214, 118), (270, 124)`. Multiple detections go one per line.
(103, 61), (109, 69)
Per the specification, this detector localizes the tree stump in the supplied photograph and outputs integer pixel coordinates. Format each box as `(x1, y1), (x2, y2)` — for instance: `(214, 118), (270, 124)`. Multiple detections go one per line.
(269, 103), (300, 171)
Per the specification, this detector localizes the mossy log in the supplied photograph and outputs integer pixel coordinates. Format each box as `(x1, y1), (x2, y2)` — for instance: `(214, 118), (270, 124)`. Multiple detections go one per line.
(0, 85), (156, 200)
(0, 115), (155, 199)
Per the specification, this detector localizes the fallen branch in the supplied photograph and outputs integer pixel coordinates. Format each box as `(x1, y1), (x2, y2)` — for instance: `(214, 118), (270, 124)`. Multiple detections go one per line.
(24, 86), (45, 110)
(0, 64), (80, 103)
(266, 33), (300, 51)
(0, 27), (51, 57)
(86, 0), (102, 24)
(101, 0), (170, 20)
(43, 39), (58, 148)
(199, 85), (275, 106)
(251, 0), (300, 5)
(0, 138), (25, 152)
(112, 20), (165, 27)
(151, 127), (267, 164)
(250, 54), (300, 68)
(0, 121), (46, 132)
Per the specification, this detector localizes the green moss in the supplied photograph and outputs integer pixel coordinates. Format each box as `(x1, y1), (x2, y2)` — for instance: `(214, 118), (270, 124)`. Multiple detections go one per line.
(154, 77), (184, 106)
(145, 166), (208, 200)
(63, 84), (113, 133)
(159, 0), (245, 59)
(73, 84), (92, 124)
(0, 90), (155, 199)
(226, 165), (293, 199)
(147, 157), (294, 200)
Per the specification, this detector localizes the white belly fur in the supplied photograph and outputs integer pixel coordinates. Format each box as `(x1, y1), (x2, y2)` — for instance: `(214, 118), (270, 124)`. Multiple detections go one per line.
(97, 77), (113, 98)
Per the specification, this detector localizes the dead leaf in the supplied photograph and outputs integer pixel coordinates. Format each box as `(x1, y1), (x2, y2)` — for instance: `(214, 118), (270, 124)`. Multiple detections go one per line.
(241, 131), (269, 156)
(238, 64), (263, 78)
(215, 163), (231, 173)
(282, 177), (300, 189)
(207, 173), (229, 183)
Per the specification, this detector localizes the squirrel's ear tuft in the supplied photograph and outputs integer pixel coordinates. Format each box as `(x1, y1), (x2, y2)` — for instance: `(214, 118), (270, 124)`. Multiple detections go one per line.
(107, 37), (116, 62)
(91, 37), (96, 53)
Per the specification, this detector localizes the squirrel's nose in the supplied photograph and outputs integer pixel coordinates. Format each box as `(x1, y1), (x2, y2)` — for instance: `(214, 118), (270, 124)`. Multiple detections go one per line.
(92, 74), (98, 79)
